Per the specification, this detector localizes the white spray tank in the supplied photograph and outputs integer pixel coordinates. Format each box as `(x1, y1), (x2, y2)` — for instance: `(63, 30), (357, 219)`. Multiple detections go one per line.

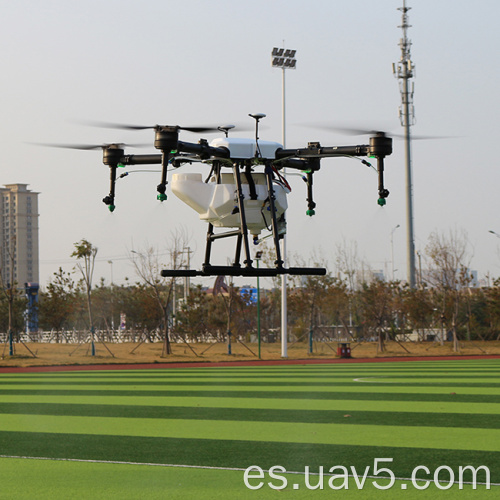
(170, 171), (289, 236)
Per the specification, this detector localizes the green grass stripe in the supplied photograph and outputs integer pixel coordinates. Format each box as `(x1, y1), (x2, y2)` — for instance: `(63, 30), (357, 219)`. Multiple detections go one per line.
(1, 413), (500, 451)
(2, 364), (499, 378)
(1, 360), (498, 377)
(2, 366), (500, 376)
(0, 369), (500, 383)
(1, 393), (499, 415)
(1, 361), (498, 498)
(1, 376), (500, 386)
(0, 457), (496, 500)
(1, 401), (499, 429)
(1, 431), (499, 485)
(2, 381), (500, 394)
(0, 388), (499, 403)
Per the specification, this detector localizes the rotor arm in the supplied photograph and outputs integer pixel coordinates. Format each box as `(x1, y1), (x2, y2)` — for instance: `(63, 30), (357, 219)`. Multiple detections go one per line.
(276, 133), (393, 161)
(177, 140), (230, 160)
(276, 133), (393, 206)
(119, 154), (162, 165)
(276, 144), (369, 159)
(274, 158), (311, 171)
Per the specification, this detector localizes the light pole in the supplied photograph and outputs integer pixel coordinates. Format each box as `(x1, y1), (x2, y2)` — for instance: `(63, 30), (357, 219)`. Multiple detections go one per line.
(417, 250), (423, 287)
(272, 45), (296, 358)
(391, 224), (400, 281)
(108, 260), (114, 331)
(255, 251), (263, 359)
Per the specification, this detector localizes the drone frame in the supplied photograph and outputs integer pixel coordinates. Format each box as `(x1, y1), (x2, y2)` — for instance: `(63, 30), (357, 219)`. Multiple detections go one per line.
(98, 125), (392, 278)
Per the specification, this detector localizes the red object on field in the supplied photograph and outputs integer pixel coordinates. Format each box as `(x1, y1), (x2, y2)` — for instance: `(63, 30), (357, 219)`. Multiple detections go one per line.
(337, 343), (352, 359)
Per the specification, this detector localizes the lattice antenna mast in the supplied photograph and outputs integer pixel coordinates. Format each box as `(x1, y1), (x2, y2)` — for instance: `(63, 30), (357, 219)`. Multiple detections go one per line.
(395, 1), (415, 127)
(393, 0), (416, 288)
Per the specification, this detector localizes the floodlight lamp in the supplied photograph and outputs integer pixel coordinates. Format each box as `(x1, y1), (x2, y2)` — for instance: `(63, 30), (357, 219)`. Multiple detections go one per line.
(271, 47), (297, 69)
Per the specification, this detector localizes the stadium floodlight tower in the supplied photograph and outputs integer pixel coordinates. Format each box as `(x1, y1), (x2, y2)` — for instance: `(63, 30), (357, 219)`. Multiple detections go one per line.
(271, 47), (296, 148)
(393, 0), (416, 288)
(272, 46), (296, 358)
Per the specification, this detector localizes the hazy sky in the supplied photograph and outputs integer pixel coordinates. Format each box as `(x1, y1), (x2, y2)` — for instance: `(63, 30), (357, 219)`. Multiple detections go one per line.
(1, 0), (499, 288)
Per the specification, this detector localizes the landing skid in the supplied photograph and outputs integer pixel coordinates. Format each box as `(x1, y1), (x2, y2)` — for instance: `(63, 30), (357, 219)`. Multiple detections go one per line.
(161, 159), (327, 279)
(161, 265), (326, 278)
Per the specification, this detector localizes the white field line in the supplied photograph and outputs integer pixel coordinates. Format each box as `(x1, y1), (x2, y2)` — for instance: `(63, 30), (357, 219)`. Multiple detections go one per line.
(0, 454), (497, 487)
(353, 377), (396, 383)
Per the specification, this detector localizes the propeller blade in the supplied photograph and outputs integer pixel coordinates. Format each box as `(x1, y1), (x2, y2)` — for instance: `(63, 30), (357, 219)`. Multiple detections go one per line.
(45, 143), (106, 150)
(305, 123), (455, 140)
(79, 120), (250, 134)
(31, 142), (150, 150)
(80, 121), (154, 131)
(179, 125), (219, 133)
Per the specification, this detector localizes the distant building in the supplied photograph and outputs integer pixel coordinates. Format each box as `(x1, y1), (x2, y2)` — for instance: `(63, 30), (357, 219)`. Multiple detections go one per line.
(371, 270), (385, 282)
(0, 184), (39, 286)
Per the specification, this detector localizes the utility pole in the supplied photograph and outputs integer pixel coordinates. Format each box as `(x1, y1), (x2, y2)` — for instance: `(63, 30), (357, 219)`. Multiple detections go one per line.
(393, 0), (416, 288)
(108, 260), (114, 331)
(391, 224), (400, 281)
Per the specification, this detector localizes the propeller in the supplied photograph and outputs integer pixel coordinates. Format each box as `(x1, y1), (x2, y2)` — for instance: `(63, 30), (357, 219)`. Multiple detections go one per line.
(83, 121), (224, 134)
(305, 123), (453, 140)
(32, 142), (150, 150)
(79, 120), (255, 135)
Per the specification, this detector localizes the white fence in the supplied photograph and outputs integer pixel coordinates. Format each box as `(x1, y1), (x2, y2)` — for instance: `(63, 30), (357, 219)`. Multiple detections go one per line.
(0, 330), (164, 344)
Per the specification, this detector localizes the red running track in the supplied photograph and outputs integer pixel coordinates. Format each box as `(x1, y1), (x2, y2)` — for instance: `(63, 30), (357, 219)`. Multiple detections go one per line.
(1, 355), (499, 373)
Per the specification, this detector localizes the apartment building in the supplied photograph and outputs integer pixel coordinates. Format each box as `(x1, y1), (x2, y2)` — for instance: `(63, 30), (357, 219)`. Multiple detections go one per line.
(0, 184), (39, 287)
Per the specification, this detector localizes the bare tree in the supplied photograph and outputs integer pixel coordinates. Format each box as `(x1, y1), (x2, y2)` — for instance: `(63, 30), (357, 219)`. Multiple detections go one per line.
(335, 239), (360, 291)
(0, 236), (18, 355)
(425, 228), (473, 352)
(288, 251), (335, 348)
(131, 230), (190, 355)
(0, 236), (36, 358)
(71, 239), (103, 356)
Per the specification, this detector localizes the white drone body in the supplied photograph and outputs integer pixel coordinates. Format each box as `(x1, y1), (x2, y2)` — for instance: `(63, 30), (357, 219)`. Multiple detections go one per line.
(209, 137), (282, 160)
(94, 119), (392, 277)
(171, 137), (289, 236)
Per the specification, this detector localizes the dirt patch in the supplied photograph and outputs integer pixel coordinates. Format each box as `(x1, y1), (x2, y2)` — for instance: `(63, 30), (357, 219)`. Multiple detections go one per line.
(1, 339), (500, 369)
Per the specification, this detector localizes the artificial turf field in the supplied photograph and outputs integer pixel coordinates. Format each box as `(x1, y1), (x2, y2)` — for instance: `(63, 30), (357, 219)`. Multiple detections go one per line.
(0, 359), (499, 498)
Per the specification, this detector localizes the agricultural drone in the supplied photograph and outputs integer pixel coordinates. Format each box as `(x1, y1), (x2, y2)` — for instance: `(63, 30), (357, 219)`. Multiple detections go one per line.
(67, 114), (393, 278)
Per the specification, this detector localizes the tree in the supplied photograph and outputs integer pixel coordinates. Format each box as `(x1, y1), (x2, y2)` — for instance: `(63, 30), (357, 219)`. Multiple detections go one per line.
(39, 267), (77, 337)
(0, 235), (26, 355)
(321, 278), (351, 340)
(482, 279), (500, 340)
(425, 228), (473, 351)
(335, 239), (371, 291)
(71, 239), (99, 355)
(399, 283), (437, 341)
(131, 230), (190, 355)
(175, 284), (214, 341)
(357, 279), (400, 352)
(288, 253), (335, 348)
